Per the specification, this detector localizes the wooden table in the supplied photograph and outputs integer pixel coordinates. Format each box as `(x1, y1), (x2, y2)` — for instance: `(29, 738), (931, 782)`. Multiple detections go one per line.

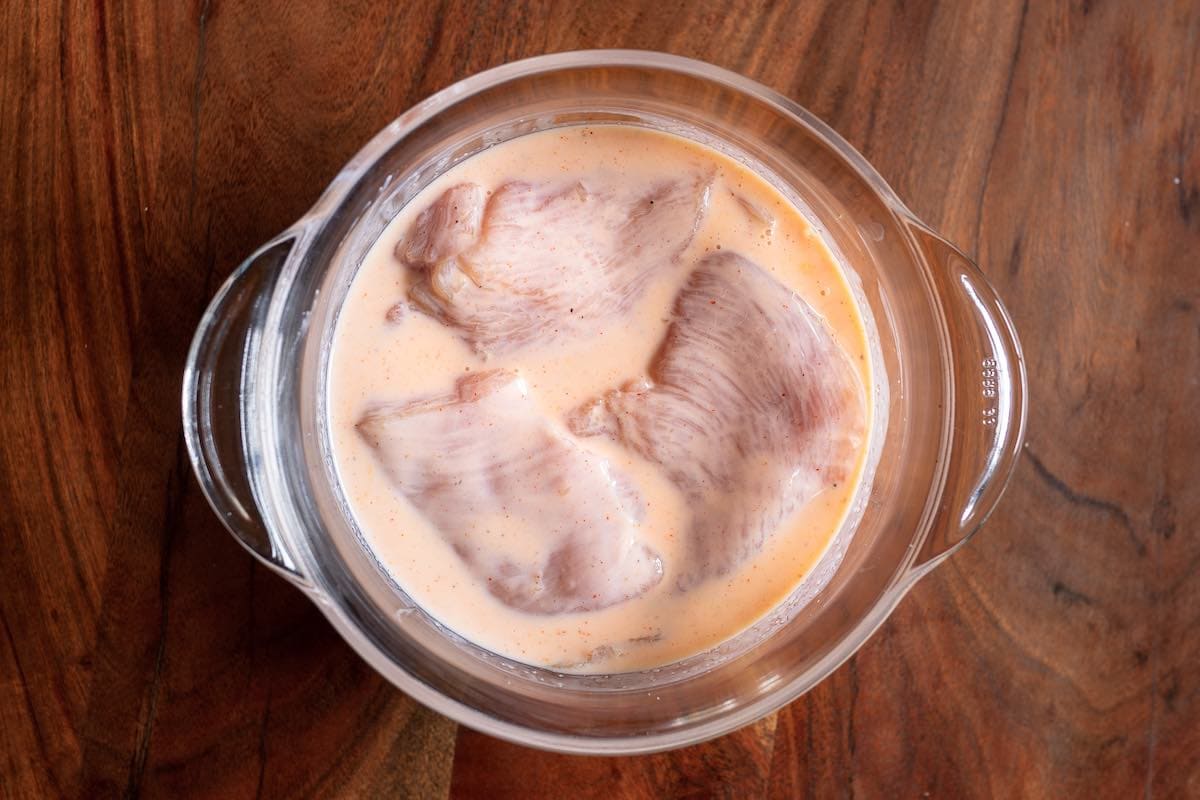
(3, 1), (1197, 797)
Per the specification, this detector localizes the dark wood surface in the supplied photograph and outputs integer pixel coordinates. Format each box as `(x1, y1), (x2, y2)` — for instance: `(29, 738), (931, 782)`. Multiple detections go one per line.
(3, 1), (1197, 797)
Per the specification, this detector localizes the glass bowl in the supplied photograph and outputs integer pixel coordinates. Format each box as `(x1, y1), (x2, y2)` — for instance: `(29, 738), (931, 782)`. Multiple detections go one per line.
(182, 50), (1026, 754)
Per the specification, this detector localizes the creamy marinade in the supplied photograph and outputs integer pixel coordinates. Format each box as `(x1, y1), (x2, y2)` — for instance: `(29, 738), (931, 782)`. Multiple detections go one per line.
(328, 125), (874, 672)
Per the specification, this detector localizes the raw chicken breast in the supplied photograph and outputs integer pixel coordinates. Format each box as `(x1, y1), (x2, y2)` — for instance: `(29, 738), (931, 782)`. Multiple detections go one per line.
(399, 172), (711, 355)
(569, 252), (867, 588)
(356, 370), (664, 614)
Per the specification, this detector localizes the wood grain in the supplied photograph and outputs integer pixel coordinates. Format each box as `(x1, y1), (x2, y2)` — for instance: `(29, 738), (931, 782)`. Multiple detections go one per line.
(2, 0), (1197, 798)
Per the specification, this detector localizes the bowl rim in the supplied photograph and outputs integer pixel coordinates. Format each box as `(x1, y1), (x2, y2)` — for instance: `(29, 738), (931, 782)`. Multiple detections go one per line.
(267, 49), (953, 755)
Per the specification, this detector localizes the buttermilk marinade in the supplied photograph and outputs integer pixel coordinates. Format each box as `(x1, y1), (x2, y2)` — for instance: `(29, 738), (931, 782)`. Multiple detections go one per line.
(328, 125), (873, 672)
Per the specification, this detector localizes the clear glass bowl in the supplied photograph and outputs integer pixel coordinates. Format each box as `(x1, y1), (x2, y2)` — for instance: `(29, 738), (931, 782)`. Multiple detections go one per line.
(182, 51), (1026, 754)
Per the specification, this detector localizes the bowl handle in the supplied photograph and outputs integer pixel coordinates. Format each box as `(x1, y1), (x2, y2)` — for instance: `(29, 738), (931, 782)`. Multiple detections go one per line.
(906, 223), (1028, 572)
(182, 233), (308, 584)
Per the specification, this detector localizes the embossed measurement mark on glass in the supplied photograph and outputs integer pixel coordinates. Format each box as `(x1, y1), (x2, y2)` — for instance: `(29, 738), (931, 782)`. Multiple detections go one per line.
(981, 357), (998, 425)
